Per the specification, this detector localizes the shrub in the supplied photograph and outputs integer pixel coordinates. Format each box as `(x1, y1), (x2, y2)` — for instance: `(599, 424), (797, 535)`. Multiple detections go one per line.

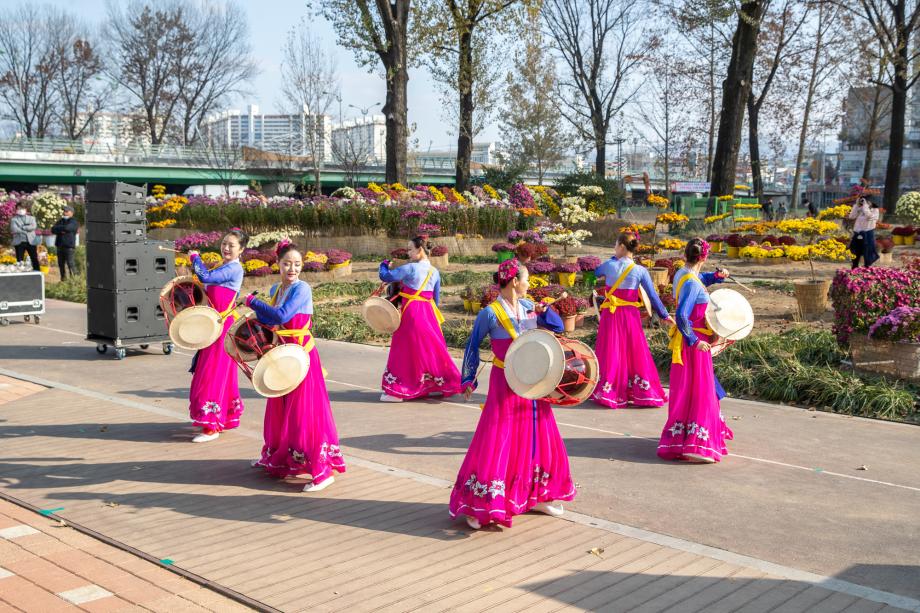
(514, 242), (539, 261)
(325, 249), (352, 265)
(868, 306), (920, 343)
(430, 244), (448, 256)
(390, 247), (409, 259)
(303, 262), (325, 272)
(726, 234), (745, 247)
(527, 260), (555, 275)
(830, 267), (920, 345)
(577, 255), (602, 272)
(554, 262), (579, 273)
(491, 242), (515, 252)
(552, 296), (578, 317)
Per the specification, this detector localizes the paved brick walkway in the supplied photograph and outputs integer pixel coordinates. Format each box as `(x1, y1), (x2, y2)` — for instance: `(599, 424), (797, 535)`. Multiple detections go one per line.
(0, 499), (252, 612)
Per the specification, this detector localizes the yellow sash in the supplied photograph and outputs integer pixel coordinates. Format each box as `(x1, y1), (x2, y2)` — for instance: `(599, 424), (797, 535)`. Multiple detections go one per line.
(667, 272), (714, 365)
(599, 263), (642, 314)
(217, 294), (238, 321)
(488, 300), (520, 369)
(398, 266), (445, 326)
(267, 283), (323, 375)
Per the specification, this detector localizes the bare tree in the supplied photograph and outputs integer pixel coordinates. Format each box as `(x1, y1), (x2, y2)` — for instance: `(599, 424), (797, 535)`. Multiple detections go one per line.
(193, 142), (248, 197)
(330, 129), (374, 187)
(48, 16), (111, 140)
(710, 0), (769, 198)
(544, 0), (656, 181)
(0, 4), (60, 138)
(174, 1), (255, 146)
(105, 0), (190, 145)
(500, 35), (570, 184)
(747, 0), (810, 201)
(320, 0), (415, 184)
(280, 23), (338, 192)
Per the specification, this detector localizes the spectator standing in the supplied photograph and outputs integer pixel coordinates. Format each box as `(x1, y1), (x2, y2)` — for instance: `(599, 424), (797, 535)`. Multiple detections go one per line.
(51, 206), (79, 279)
(10, 205), (40, 271)
(805, 197), (818, 217)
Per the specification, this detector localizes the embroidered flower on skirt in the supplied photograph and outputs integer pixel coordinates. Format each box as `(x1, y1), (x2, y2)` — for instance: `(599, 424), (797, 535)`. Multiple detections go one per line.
(201, 401), (221, 414)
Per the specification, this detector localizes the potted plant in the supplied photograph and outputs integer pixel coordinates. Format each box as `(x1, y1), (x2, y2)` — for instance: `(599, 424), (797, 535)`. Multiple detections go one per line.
(461, 285), (474, 312)
(478, 285), (500, 312)
(325, 248), (353, 277)
(551, 295), (579, 332)
(892, 226), (911, 245)
(555, 262), (579, 287)
(725, 234), (745, 258)
(876, 236), (894, 264)
(577, 256), (602, 287)
(390, 247), (409, 260)
(777, 218), (839, 319)
(544, 197), (597, 262)
(853, 304), (920, 382)
(492, 242), (516, 263)
(705, 234), (724, 253)
(430, 244), (449, 268)
(574, 296), (590, 328)
(527, 259), (555, 282)
(302, 260), (332, 283)
(513, 241), (540, 263)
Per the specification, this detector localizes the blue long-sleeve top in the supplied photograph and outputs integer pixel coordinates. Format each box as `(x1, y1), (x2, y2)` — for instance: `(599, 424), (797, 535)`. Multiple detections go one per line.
(460, 298), (564, 388)
(248, 280), (313, 326)
(379, 260), (441, 305)
(594, 256), (669, 319)
(190, 254), (244, 293)
(673, 267), (724, 347)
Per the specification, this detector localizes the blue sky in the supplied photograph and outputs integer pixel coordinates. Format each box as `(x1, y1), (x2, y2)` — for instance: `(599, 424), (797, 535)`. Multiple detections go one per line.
(48, 0), (495, 150)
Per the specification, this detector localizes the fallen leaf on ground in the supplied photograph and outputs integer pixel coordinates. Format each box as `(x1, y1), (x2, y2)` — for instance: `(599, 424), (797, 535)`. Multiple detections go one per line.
(856, 465), (868, 471)
(103, 501), (119, 508)
(588, 547), (604, 558)
(52, 520), (67, 528)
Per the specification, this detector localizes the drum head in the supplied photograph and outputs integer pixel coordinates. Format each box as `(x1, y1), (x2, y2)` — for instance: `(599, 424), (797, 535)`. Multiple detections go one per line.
(160, 275), (204, 304)
(504, 329), (566, 400)
(638, 287), (653, 318)
(252, 344), (309, 397)
(362, 296), (400, 334)
(551, 339), (599, 405)
(225, 309), (277, 362)
(706, 288), (754, 341)
(169, 306), (222, 350)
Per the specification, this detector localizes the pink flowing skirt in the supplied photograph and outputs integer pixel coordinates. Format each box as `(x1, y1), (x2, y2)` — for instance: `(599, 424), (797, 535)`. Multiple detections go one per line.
(381, 291), (461, 399)
(592, 287), (667, 408)
(188, 285), (244, 430)
(658, 304), (733, 462)
(253, 314), (346, 481)
(449, 338), (576, 527)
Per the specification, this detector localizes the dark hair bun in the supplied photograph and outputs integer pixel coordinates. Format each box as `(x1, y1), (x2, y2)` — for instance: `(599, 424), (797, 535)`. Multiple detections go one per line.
(684, 238), (704, 263)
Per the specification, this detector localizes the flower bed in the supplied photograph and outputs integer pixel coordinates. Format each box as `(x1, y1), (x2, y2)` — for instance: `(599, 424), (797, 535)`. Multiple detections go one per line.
(830, 267), (920, 346)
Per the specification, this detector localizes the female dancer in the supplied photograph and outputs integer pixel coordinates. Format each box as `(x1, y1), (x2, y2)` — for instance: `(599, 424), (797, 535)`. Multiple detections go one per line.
(450, 259), (576, 529)
(186, 229), (246, 443)
(657, 238), (733, 463)
(592, 232), (675, 409)
(246, 240), (345, 491)
(378, 236), (461, 402)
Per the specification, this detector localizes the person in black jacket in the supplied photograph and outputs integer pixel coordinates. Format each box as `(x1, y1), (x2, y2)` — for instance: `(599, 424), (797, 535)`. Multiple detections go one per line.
(51, 206), (78, 279)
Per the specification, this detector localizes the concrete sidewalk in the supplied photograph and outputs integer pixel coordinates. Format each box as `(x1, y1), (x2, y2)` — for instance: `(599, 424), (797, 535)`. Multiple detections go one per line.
(1, 300), (919, 611)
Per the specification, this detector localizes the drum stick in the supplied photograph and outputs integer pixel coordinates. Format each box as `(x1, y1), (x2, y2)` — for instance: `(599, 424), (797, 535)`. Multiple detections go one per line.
(157, 246), (182, 254)
(727, 276), (756, 294)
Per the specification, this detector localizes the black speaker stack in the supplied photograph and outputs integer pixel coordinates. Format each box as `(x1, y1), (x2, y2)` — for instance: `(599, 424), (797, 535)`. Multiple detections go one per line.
(84, 181), (175, 360)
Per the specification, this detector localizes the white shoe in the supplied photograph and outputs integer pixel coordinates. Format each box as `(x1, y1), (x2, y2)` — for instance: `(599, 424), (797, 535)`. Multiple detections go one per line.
(466, 515), (482, 530)
(532, 502), (564, 517)
(683, 453), (716, 464)
(380, 393), (403, 403)
(250, 458), (262, 468)
(192, 432), (219, 443)
(303, 476), (334, 492)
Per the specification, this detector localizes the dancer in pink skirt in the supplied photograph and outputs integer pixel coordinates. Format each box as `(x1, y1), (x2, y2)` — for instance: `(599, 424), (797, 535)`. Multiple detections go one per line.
(450, 259), (576, 529)
(186, 229), (247, 443)
(378, 235), (461, 402)
(592, 232), (675, 409)
(658, 238), (733, 463)
(246, 241), (345, 492)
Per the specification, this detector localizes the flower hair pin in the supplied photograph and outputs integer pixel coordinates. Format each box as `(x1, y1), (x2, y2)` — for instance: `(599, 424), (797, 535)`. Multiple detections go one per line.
(700, 240), (711, 261)
(497, 258), (520, 284)
(274, 238), (292, 257)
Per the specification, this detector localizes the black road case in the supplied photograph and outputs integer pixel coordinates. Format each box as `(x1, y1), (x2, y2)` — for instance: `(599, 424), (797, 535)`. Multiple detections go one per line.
(0, 271), (44, 325)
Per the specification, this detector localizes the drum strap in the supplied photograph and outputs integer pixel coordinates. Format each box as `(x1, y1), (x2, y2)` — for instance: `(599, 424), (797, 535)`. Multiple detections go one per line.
(217, 295), (239, 321)
(398, 267), (445, 326)
(668, 272), (713, 365)
(488, 301), (519, 369)
(600, 263), (641, 314)
(275, 327), (316, 354)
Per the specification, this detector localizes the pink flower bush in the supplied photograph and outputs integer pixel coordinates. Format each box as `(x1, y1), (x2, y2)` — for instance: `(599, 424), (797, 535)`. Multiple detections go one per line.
(508, 183), (535, 209)
(577, 256), (602, 272)
(175, 231), (222, 251)
(868, 306), (920, 343)
(830, 267), (920, 345)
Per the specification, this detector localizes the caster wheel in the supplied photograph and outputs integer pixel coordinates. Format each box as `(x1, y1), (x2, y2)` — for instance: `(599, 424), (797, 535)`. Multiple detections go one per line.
(24, 315), (30, 322)
(0, 318), (9, 326)
(96, 344), (108, 354)
(162, 343), (173, 355)
(140, 344), (149, 349)
(115, 348), (126, 360)
(33, 315), (40, 324)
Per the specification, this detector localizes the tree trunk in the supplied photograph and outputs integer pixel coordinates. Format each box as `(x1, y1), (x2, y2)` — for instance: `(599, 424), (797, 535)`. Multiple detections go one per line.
(710, 0), (767, 198)
(382, 30), (409, 184)
(790, 5), (824, 210)
(748, 98), (763, 202)
(594, 138), (606, 181)
(862, 85), (882, 181)
(884, 15), (909, 214)
(455, 28), (474, 192)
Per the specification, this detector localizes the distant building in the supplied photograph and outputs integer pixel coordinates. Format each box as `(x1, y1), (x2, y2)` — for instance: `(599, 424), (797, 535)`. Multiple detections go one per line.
(330, 115), (386, 164)
(76, 111), (153, 149)
(201, 104), (332, 162)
